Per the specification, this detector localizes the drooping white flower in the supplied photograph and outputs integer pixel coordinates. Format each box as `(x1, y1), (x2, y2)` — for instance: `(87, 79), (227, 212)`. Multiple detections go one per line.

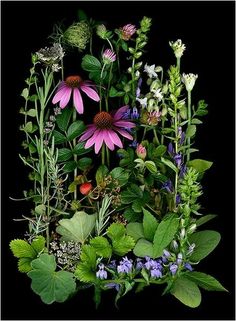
(144, 64), (158, 78)
(169, 39), (186, 58)
(136, 97), (148, 108)
(152, 88), (163, 102)
(182, 73), (198, 92)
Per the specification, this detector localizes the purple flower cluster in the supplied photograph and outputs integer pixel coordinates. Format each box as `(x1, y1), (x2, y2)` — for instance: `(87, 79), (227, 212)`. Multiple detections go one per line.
(145, 257), (163, 279)
(117, 256), (133, 274)
(122, 107), (140, 120)
(96, 263), (108, 280)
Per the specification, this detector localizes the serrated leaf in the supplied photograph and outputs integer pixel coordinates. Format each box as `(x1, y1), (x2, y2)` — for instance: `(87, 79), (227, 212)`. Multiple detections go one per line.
(56, 107), (73, 131)
(58, 148), (73, 162)
(80, 244), (97, 267)
(123, 207), (142, 222)
(67, 120), (85, 141)
(90, 236), (112, 258)
(10, 239), (36, 258)
(112, 235), (135, 256)
(73, 141), (92, 156)
(161, 157), (178, 173)
(188, 159), (213, 173)
(18, 257), (32, 273)
(171, 276), (201, 308)
(153, 213), (179, 258)
(143, 208), (158, 242)
(126, 222), (145, 241)
(95, 165), (109, 185)
(188, 230), (221, 262)
(31, 236), (45, 253)
(110, 167), (129, 187)
(196, 214), (217, 227)
(186, 125), (196, 138)
(133, 238), (154, 258)
(28, 254), (76, 304)
(56, 211), (96, 243)
(184, 271), (227, 292)
(75, 262), (97, 283)
(107, 223), (126, 240)
(77, 157), (92, 171)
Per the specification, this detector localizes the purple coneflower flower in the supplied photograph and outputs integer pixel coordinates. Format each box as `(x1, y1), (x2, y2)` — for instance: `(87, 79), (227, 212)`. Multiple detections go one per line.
(102, 49), (116, 64)
(96, 263), (108, 280)
(117, 257), (133, 274)
(79, 106), (135, 154)
(120, 24), (136, 40)
(52, 75), (100, 114)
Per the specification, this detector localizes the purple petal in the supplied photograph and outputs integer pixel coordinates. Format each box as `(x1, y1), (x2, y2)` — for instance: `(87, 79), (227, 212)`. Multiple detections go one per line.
(94, 130), (105, 154)
(113, 105), (129, 120)
(108, 130), (123, 148)
(114, 120), (136, 128)
(73, 88), (84, 114)
(59, 88), (72, 108)
(115, 128), (133, 140)
(80, 85), (100, 102)
(52, 87), (69, 104)
(103, 130), (115, 150)
(79, 125), (96, 141)
(85, 130), (100, 149)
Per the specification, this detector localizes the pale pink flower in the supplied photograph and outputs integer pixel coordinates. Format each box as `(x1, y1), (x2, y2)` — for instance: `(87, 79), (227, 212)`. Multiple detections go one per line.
(136, 144), (147, 160)
(120, 24), (136, 41)
(52, 75), (100, 114)
(79, 106), (135, 154)
(103, 49), (116, 64)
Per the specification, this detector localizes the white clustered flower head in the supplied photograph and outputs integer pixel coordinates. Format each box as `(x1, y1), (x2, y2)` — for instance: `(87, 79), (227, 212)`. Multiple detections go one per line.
(136, 97), (148, 108)
(182, 73), (198, 92)
(151, 88), (163, 102)
(144, 64), (158, 78)
(169, 39), (186, 58)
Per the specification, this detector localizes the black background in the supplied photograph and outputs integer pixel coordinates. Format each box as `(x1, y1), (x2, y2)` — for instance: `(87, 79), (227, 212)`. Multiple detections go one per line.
(1, 1), (235, 320)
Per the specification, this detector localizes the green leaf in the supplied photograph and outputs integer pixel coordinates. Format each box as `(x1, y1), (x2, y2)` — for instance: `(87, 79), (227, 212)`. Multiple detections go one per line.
(80, 244), (97, 267)
(73, 141), (92, 156)
(121, 40), (128, 52)
(24, 109), (37, 117)
(67, 120), (85, 141)
(21, 88), (29, 100)
(126, 222), (145, 241)
(184, 272), (228, 292)
(22, 121), (33, 133)
(145, 161), (157, 174)
(121, 184), (143, 204)
(77, 157), (92, 171)
(110, 167), (129, 187)
(171, 276), (201, 308)
(63, 161), (77, 173)
(133, 238), (154, 258)
(53, 130), (67, 144)
(78, 9), (88, 21)
(28, 254), (76, 304)
(153, 213), (179, 258)
(81, 55), (101, 72)
(124, 207), (142, 222)
(56, 211), (96, 243)
(161, 157), (178, 173)
(56, 107), (73, 131)
(90, 236), (112, 258)
(155, 145), (167, 157)
(10, 239), (36, 258)
(186, 124), (196, 138)
(109, 86), (124, 97)
(196, 214), (217, 227)
(107, 223), (126, 240)
(58, 148), (73, 162)
(95, 165), (109, 185)
(188, 230), (221, 262)
(188, 159), (213, 173)
(124, 93), (129, 105)
(18, 257), (32, 273)
(112, 235), (135, 256)
(191, 118), (203, 125)
(75, 262), (96, 283)
(142, 208), (158, 242)
(31, 236), (45, 253)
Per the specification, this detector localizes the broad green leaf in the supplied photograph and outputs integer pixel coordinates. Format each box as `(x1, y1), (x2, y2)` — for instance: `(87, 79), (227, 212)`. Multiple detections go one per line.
(21, 88), (29, 100)
(142, 208), (158, 242)
(161, 157), (177, 173)
(35, 204), (46, 215)
(109, 86), (124, 97)
(107, 223), (126, 240)
(153, 213), (179, 258)
(155, 145), (167, 157)
(124, 207), (142, 222)
(191, 118), (203, 125)
(22, 109), (37, 117)
(22, 121), (33, 133)
(56, 107), (73, 131)
(171, 276), (201, 308)
(196, 214), (217, 227)
(95, 165), (109, 185)
(121, 184), (143, 204)
(186, 124), (196, 138)
(188, 230), (221, 262)
(31, 236), (45, 253)
(28, 254), (76, 304)
(126, 222), (145, 241)
(81, 55), (101, 72)
(58, 148), (73, 162)
(184, 272), (228, 292)
(75, 262), (96, 283)
(110, 167), (129, 187)
(62, 160), (77, 173)
(187, 159), (213, 173)
(73, 141), (91, 156)
(67, 120), (85, 141)
(80, 244), (97, 267)
(132, 198), (145, 213)
(145, 161), (157, 174)
(10, 239), (36, 258)
(90, 236), (112, 258)
(133, 238), (154, 258)
(53, 130), (67, 144)
(56, 211), (96, 243)
(78, 157), (92, 171)
(112, 235), (135, 256)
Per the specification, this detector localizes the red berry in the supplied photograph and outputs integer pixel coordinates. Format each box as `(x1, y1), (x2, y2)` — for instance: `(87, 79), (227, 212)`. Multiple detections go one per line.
(79, 182), (92, 195)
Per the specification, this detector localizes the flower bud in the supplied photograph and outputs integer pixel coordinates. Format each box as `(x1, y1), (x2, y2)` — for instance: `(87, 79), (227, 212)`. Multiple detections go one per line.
(180, 228), (186, 239)
(188, 224), (197, 234)
(136, 144), (147, 160)
(182, 73), (198, 92)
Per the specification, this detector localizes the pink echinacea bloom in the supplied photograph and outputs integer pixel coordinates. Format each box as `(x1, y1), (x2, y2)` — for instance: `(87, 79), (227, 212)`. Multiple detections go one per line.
(79, 106), (135, 154)
(52, 75), (100, 114)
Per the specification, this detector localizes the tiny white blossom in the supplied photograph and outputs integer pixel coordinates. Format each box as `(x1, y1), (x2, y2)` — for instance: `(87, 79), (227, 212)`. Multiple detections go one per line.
(182, 73), (198, 92)
(169, 39), (186, 58)
(136, 97), (148, 108)
(144, 64), (158, 78)
(51, 64), (62, 72)
(151, 88), (163, 102)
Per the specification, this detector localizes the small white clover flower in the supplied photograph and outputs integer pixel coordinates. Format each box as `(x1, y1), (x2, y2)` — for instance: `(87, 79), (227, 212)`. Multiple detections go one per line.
(51, 63), (62, 72)
(169, 39), (186, 58)
(151, 88), (163, 102)
(136, 97), (148, 108)
(182, 73), (198, 92)
(144, 63), (158, 78)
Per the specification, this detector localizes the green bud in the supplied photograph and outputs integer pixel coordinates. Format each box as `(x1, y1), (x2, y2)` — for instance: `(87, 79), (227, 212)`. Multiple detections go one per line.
(134, 51), (142, 59)
(135, 61), (143, 69)
(31, 54), (38, 64)
(124, 84), (131, 92)
(127, 67), (132, 73)
(138, 41), (147, 49)
(64, 21), (91, 51)
(128, 47), (135, 54)
(140, 16), (152, 33)
(96, 24), (107, 39)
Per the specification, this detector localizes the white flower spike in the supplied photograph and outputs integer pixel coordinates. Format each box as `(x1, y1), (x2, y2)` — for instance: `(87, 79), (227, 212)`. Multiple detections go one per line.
(144, 64), (158, 78)
(182, 73), (198, 92)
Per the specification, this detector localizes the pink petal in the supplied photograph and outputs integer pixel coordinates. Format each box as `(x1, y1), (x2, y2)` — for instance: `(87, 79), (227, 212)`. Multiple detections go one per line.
(115, 128), (133, 140)
(79, 125), (96, 142)
(52, 87), (69, 104)
(113, 105), (129, 120)
(94, 130), (105, 154)
(85, 129), (100, 149)
(108, 130), (123, 148)
(113, 120), (136, 128)
(73, 88), (84, 114)
(103, 130), (115, 150)
(80, 85), (100, 102)
(59, 88), (72, 108)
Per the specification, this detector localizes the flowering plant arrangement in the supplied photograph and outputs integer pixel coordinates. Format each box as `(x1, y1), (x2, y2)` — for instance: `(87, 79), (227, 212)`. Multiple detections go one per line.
(9, 10), (227, 308)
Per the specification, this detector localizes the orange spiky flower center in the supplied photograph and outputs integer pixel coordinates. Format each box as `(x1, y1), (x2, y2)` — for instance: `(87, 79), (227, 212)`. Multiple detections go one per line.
(65, 75), (83, 88)
(93, 111), (113, 129)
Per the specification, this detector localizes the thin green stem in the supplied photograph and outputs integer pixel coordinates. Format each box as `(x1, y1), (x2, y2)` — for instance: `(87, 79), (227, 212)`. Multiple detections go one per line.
(174, 103), (179, 210)
(177, 57), (181, 71)
(99, 64), (106, 112)
(142, 127), (147, 141)
(187, 90), (192, 162)
(61, 57), (64, 80)
(101, 144), (105, 165)
(90, 32), (93, 55)
(161, 119), (165, 145)
(73, 109), (77, 200)
(106, 146), (110, 168)
(153, 128), (160, 145)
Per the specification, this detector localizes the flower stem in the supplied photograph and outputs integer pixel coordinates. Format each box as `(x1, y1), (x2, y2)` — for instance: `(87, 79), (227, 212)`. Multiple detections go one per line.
(187, 90), (192, 162)
(161, 119), (165, 145)
(174, 103), (179, 210)
(101, 144), (105, 165)
(106, 146), (110, 168)
(153, 128), (160, 145)
(73, 109), (78, 200)
(142, 127), (147, 141)
(177, 57), (181, 71)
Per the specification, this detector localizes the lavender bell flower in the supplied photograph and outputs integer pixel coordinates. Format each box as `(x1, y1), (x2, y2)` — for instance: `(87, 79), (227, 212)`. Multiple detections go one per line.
(136, 258), (144, 271)
(162, 179), (173, 193)
(117, 257), (133, 274)
(105, 283), (120, 291)
(184, 263), (193, 271)
(168, 142), (175, 157)
(162, 249), (171, 263)
(177, 253), (183, 265)
(174, 153), (182, 168)
(131, 107), (139, 119)
(179, 164), (187, 178)
(122, 108), (131, 119)
(169, 263), (178, 275)
(107, 260), (116, 269)
(129, 140), (138, 148)
(150, 268), (162, 279)
(96, 263), (108, 280)
(136, 78), (143, 98)
(176, 194), (181, 205)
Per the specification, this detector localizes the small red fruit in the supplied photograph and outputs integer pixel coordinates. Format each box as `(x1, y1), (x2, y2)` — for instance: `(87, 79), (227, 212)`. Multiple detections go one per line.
(79, 182), (92, 195)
